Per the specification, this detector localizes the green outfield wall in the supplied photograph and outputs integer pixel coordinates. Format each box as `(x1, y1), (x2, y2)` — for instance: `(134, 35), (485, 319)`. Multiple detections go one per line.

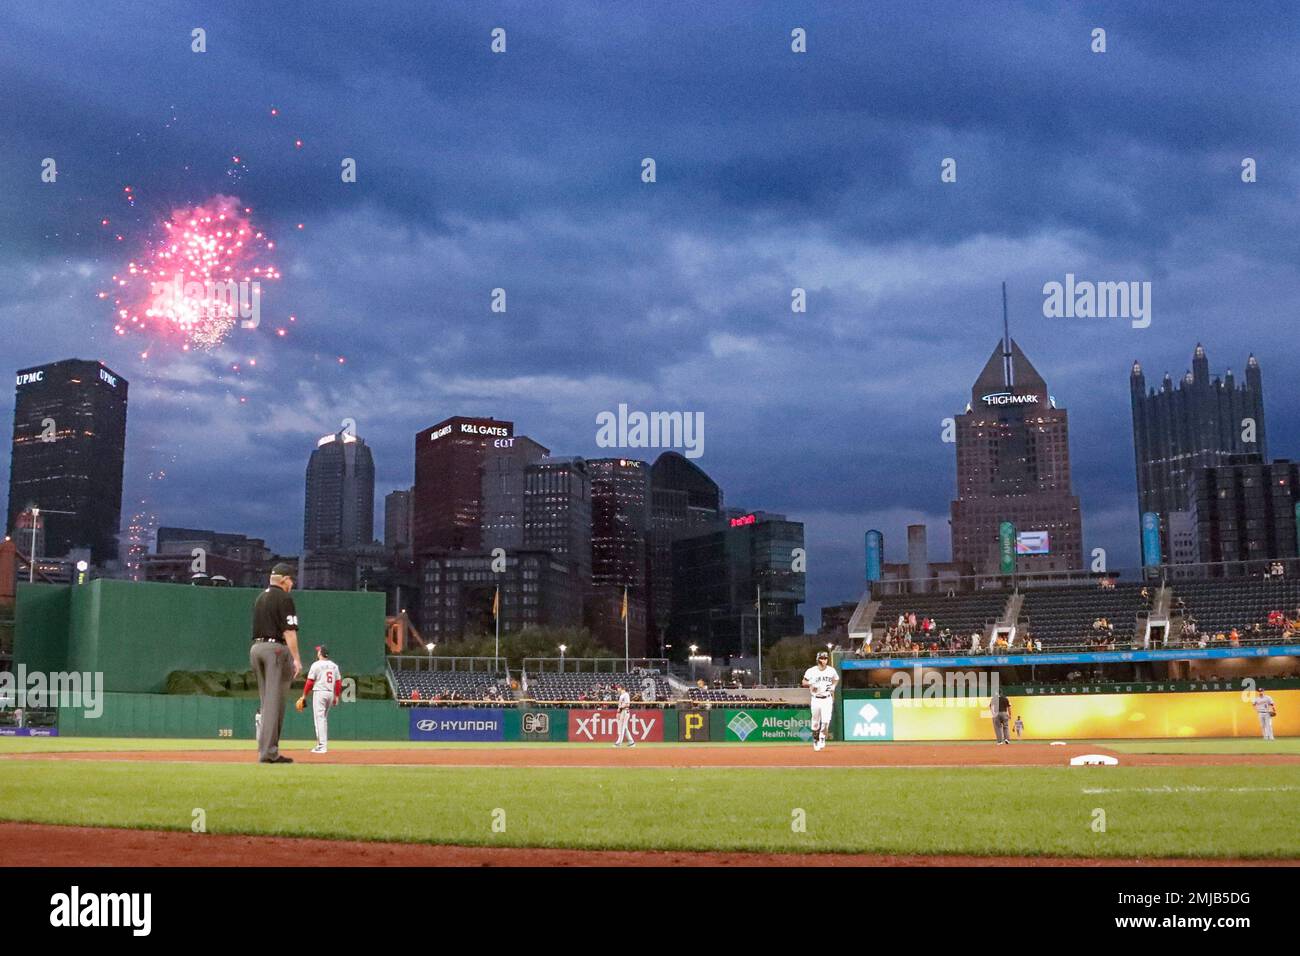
(16, 579), (386, 692)
(58, 692), (408, 740)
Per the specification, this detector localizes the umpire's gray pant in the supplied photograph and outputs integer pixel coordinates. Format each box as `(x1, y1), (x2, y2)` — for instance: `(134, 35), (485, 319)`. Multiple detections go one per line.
(251, 641), (293, 761)
(994, 711), (1010, 743)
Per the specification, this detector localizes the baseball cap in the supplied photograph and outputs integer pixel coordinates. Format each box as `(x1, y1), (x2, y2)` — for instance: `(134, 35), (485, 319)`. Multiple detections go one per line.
(271, 562), (296, 578)
(817, 650), (829, 659)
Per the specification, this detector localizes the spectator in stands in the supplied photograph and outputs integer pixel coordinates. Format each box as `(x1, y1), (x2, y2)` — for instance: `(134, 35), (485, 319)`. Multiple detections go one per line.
(411, 689), (421, 701)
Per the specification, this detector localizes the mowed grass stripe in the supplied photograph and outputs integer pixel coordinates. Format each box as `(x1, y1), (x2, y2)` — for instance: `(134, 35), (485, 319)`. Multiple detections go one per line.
(1, 762), (1297, 858)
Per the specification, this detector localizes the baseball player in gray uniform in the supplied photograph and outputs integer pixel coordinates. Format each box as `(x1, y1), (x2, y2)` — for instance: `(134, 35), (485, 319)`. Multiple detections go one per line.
(613, 684), (636, 747)
(1253, 690), (1277, 741)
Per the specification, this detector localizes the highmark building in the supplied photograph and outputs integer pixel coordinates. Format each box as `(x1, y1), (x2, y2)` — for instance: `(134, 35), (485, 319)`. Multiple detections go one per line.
(949, 337), (1083, 576)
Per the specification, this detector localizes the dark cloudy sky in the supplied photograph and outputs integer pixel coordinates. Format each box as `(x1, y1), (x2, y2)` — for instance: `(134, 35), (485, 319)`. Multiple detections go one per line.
(3, 1), (1298, 619)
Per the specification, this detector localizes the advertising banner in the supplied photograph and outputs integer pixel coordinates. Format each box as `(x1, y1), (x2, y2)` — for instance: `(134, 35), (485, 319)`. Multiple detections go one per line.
(1015, 530), (1050, 555)
(998, 521), (1016, 574)
(409, 707), (505, 742)
(1141, 512), (1162, 567)
(507, 708), (568, 741)
(839, 690), (1300, 741)
(0, 727), (58, 737)
(841, 699), (895, 740)
(567, 709), (665, 743)
(841, 644), (1300, 671)
(865, 530), (883, 583)
(720, 707), (814, 742)
(678, 709), (710, 742)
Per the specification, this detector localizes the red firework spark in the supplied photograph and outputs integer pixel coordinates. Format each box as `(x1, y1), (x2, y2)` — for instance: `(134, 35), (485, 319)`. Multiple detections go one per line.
(105, 194), (281, 350)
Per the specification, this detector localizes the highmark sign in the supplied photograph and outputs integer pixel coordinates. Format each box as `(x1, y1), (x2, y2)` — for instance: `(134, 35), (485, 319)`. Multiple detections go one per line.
(843, 700), (895, 741)
(722, 708), (814, 743)
(981, 392), (1040, 406)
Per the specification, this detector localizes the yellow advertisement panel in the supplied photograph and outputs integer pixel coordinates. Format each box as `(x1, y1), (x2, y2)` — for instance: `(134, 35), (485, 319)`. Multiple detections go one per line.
(888, 690), (1299, 741)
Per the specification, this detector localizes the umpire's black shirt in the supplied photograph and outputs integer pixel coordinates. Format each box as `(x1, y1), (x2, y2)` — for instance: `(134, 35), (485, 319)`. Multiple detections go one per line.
(252, 587), (298, 643)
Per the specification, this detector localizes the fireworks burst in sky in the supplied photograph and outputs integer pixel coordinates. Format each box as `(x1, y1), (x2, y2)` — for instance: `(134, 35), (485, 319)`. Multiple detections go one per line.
(103, 194), (281, 351)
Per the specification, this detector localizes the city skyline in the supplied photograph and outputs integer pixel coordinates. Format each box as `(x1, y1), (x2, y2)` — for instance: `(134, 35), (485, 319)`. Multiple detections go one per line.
(4, 3), (1300, 616)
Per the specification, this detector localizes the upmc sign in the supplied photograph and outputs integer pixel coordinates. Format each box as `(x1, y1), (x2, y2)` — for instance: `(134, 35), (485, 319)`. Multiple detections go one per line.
(568, 709), (664, 743)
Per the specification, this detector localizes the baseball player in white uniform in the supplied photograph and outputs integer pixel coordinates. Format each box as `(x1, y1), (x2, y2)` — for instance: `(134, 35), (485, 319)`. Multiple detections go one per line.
(802, 651), (839, 751)
(613, 685), (636, 747)
(296, 644), (342, 754)
(1253, 690), (1277, 741)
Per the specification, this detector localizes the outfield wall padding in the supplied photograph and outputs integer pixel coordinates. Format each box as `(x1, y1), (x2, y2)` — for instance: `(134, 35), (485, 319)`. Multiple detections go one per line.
(58, 692), (407, 740)
(838, 689), (1300, 740)
(16, 579), (386, 692)
(13, 584), (71, 675)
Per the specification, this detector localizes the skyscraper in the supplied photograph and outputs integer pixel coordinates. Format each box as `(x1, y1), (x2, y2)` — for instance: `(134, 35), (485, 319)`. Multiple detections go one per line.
(587, 458), (650, 654)
(303, 429), (375, 552)
(412, 416), (513, 554)
(481, 436), (549, 551)
(670, 510), (805, 658)
(1188, 454), (1297, 566)
(1130, 345), (1266, 563)
(949, 331), (1083, 575)
(588, 458), (649, 589)
(7, 359), (129, 565)
(522, 456), (592, 582)
(648, 451), (723, 637)
(383, 488), (413, 555)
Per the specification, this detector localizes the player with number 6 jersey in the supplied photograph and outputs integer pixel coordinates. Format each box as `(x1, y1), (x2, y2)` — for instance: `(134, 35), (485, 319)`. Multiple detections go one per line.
(297, 645), (342, 754)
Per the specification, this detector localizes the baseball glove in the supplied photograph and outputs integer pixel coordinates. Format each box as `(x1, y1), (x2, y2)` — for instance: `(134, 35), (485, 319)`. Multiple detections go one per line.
(294, 697), (306, 712)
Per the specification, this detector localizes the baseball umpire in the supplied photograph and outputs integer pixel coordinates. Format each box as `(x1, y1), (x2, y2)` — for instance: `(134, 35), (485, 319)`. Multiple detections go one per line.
(991, 688), (1012, 745)
(250, 562), (303, 763)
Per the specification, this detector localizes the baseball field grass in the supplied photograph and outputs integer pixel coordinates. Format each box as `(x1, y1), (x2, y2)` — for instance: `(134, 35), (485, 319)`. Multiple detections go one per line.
(2, 740), (1298, 859)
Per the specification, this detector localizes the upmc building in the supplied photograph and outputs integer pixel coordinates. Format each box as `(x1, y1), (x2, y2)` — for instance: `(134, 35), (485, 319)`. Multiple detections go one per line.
(412, 416), (514, 554)
(7, 359), (129, 565)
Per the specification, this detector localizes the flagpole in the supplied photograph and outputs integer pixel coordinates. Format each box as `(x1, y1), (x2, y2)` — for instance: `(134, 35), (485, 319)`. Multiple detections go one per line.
(756, 584), (763, 687)
(494, 586), (500, 670)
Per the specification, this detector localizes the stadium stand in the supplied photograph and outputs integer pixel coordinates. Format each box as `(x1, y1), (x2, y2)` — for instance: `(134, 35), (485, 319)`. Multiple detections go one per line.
(391, 669), (514, 703)
(873, 590), (1011, 640)
(1018, 583), (1148, 647)
(526, 671), (674, 703)
(1172, 577), (1300, 645)
(685, 688), (758, 702)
